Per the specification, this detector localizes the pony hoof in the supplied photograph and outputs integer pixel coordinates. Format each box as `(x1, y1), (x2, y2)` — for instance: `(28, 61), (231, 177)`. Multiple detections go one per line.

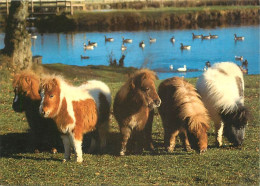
(76, 157), (83, 163)
(120, 151), (125, 156)
(51, 148), (58, 154)
(62, 159), (67, 163)
(167, 147), (174, 153)
(185, 146), (192, 152)
(199, 149), (207, 154)
(216, 141), (222, 147)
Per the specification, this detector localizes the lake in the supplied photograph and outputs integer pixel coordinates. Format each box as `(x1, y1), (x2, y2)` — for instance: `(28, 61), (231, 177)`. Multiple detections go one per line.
(0, 25), (259, 79)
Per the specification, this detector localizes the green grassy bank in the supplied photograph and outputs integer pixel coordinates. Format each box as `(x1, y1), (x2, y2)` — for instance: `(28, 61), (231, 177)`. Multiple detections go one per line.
(0, 62), (259, 185)
(33, 6), (260, 32)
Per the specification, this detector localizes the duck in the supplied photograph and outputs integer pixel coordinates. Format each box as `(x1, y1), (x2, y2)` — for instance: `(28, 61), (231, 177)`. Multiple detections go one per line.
(205, 61), (211, 68)
(139, 41), (145, 48)
(180, 43), (191, 50)
(149, 37), (156, 43)
(234, 34), (245, 40)
(209, 33), (218, 39)
(203, 66), (207, 71)
(169, 65), (173, 70)
(122, 37), (133, 43)
(235, 56), (243, 61)
(201, 34), (211, 40)
(177, 65), (187, 72)
(105, 36), (114, 42)
(121, 44), (127, 51)
(170, 36), (175, 43)
(242, 59), (248, 68)
(88, 40), (97, 47)
(83, 43), (94, 50)
(31, 35), (37, 39)
(192, 33), (201, 39)
(80, 55), (90, 59)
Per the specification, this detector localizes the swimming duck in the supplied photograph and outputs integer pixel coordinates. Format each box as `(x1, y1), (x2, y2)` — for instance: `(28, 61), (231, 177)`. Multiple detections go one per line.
(83, 43), (94, 50)
(235, 56), (243, 61)
(192, 33), (201, 39)
(177, 65), (187, 72)
(139, 41), (145, 48)
(81, 55), (90, 59)
(209, 33), (218, 39)
(105, 36), (114, 42)
(122, 37), (133, 43)
(201, 34), (211, 40)
(121, 44), (127, 51)
(149, 37), (156, 43)
(88, 40), (97, 47)
(180, 43), (191, 50)
(234, 34), (245, 40)
(170, 36), (175, 43)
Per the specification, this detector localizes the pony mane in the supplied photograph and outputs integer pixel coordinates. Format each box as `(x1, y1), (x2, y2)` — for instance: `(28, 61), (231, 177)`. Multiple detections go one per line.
(13, 70), (40, 100)
(40, 75), (69, 92)
(118, 69), (157, 100)
(172, 78), (210, 132)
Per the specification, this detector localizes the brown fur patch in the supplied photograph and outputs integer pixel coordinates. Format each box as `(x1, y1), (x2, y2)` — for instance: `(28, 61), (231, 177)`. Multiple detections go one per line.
(235, 76), (244, 97)
(98, 93), (110, 125)
(217, 68), (228, 76)
(13, 70), (41, 100)
(72, 99), (98, 141)
(54, 97), (73, 133)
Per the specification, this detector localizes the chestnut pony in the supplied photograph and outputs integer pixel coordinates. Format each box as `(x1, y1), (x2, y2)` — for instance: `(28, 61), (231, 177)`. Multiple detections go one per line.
(12, 71), (60, 152)
(113, 69), (161, 155)
(158, 77), (210, 153)
(39, 76), (111, 162)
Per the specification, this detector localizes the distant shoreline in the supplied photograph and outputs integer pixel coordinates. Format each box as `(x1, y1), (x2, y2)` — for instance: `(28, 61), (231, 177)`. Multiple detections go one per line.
(34, 6), (259, 32)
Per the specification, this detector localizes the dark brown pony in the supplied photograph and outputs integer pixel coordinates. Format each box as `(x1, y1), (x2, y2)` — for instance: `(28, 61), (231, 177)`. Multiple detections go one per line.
(113, 69), (161, 155)
(158, 77), (210, 153)
(12, 71), (60, 152)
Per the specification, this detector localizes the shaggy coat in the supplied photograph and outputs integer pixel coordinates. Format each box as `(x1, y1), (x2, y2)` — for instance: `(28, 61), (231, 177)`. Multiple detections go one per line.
(196, 62), (248, 146)
(158, 77), (210, 153)
(113, 69), (161, 155)
(12, 71), (60, 152)
(39, 76), (111, 162)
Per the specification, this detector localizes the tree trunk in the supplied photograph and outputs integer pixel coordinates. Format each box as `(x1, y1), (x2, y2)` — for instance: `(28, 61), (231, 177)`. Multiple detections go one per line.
(4, 0), (32, 70)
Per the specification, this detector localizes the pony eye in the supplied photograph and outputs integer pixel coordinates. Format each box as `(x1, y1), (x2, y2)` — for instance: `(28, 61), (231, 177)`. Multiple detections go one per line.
(142, 87), (149, 91)
(50, 95), (54, 98)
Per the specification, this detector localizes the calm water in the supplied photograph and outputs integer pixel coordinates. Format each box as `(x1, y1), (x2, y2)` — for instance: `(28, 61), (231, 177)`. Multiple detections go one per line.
(0, 25), (259, 79)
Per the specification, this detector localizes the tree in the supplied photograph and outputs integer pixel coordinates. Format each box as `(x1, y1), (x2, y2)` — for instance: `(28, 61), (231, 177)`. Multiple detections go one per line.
(3, 0), (32, 70)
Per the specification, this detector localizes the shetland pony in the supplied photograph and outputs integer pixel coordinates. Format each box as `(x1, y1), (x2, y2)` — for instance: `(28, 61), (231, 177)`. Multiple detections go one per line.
(158, 77), (210, 153)
(196, 62), (249, 147)
(113, 69), (161, 156)
(12, 71), (60, 152)
(39, 76), (111, 162)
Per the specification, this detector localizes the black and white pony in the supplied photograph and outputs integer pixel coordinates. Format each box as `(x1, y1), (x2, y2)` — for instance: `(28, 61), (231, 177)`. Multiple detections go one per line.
(196, 62), (249, 146)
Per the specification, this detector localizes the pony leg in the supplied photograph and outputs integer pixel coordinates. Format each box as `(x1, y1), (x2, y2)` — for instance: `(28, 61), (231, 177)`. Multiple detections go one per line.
(181, 129), (192, 151)
(168, 130), (179, 152)
(73, 139), (83, 163)
(98, 121), (109, 153)
(61, 134), (71, 162)
(215, 121), (224, 147)
(144, 110), (155, 151)
(120, 126), (132, 156)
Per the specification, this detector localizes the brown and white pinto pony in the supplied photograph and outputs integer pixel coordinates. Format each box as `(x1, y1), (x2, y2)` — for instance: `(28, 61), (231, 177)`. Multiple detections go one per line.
(196, 62), (249, 147)
(12, 71), (60, 152)
(39, 76), (111, 162)
(113, 69), (161, 156)
(158, 77), (210, 153)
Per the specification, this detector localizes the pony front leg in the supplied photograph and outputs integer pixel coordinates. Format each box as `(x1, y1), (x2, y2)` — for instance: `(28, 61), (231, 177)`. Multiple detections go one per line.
(168, 130), (179, 152)
(120, 126), (132, 156)
(215, 121), (224, 147)
(61, 134), (72, 162)
(69, 133), (83, 163)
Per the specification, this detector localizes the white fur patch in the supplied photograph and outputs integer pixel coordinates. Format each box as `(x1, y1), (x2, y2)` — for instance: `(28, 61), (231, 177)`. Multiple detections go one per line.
(14, 95), (18, 103)
(196, 62), (244, 114)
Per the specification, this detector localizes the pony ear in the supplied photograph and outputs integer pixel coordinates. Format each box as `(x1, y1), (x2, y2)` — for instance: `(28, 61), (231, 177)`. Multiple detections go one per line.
(52, 78), (58, 85)
(129, 79), (135, 90)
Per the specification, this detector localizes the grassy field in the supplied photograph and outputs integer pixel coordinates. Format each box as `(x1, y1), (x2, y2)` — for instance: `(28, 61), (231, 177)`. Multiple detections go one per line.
(0, 63), (259, 185)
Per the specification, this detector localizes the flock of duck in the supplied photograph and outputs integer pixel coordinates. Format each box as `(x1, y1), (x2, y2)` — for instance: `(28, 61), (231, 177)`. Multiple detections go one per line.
(80, 33), (246, 73)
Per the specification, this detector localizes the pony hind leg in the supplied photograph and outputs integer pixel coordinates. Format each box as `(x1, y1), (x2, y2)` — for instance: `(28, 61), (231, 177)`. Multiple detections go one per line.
(144, 110), (155, 151)
(120, 126), (132, 156)
(97, 121), (109, 153)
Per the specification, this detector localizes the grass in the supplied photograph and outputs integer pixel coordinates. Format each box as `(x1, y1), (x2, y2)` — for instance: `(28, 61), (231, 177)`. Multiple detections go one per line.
(0, 63), (259, 185)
